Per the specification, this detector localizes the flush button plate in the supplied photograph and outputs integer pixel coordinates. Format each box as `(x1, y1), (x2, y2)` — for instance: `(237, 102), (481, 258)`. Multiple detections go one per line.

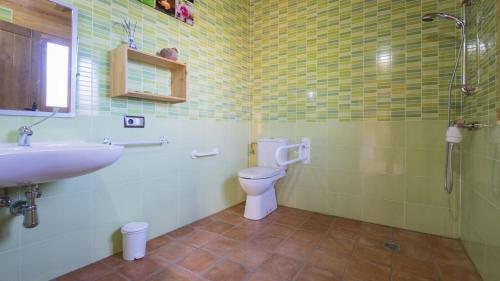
(124, 116), (145, 128)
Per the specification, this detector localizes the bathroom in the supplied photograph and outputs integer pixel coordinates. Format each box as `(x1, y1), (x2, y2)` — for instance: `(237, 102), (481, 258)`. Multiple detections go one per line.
(0, 0), (498, 280)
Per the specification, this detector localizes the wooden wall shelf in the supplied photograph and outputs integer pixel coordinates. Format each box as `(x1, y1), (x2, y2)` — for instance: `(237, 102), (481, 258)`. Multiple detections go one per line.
(111, 44), (187, 103)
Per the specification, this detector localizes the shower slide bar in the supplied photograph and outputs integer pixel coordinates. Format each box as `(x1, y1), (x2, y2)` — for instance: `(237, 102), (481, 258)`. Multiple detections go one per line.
(275, 138), (311, 167)
(191, 148), (220, 159)
(102, 137), (169, 146)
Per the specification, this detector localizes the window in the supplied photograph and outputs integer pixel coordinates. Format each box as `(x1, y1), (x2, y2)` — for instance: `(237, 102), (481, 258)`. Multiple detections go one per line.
(45, 42), (69, 108)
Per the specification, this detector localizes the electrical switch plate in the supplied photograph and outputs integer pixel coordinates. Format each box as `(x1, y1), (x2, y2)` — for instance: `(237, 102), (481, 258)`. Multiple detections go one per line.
(124, 116), (145, 128)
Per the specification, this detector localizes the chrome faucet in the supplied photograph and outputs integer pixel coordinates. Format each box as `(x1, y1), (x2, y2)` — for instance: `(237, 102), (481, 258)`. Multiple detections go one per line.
(17, 109), (59, 146)
(18, 126), (34, 146)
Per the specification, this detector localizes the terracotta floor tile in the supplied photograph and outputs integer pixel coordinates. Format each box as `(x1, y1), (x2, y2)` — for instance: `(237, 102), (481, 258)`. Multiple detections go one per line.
(344, 258), (391, 281)
(55, 204), (483, 281)
(275, 238), (316, 260)
(296, 265), (341, 281)
(396, 242), (432, 261)
(272, 207), (290, 216)
(248, 234), (284, 251)
(300, 221), (331, 233)
(392, 254), (438, 280)
(261, 211), (284, 222)
(282, 207), (313, 218)
(329, 228), (359, 241)
(101, 254), (128, 268)
(147, 235), (174, 252)
(169, 226), (196, 240)
(433, 248), (473, 266)
(190, 217), (215, 228)
(308, 247), (350, 278)
(94, 272), (128, 281)
(203, 260), (248, 281)
(246, 271), (284, 281)
(260, 224), (294, 238)
(361, 223), (393, 239)
(213, 211), (247, 225)
(429, 235), (465, 253)
(178, 249), (218, 273)
(333, 218), (363, 233)
(238, 219), (269, 231)
(260, 254), (303, 280)
(319, 236), (356, 256)
(308, 213), (336, 225)
(57, 262), (113, 281)
(353, 244), (392, 267)
(180, 229), (219, 248)
(289, 229), (326, 244)
(223, 225), (257, 241)
(201, 221), (234, 234)
(149, 265), (198, 281)
(275, 215), (309, 228)
(226, 203), (246, 215)
(391, 275), (435, 281)
(393, 229), (430, 246)
(229, 245), (272, 270)
(154, 243), (196, 263)
(358, 234), (393, 252)
(202, 237), (240, 257)
(438, 263), (482, 281)
(117, 258), (163, 281)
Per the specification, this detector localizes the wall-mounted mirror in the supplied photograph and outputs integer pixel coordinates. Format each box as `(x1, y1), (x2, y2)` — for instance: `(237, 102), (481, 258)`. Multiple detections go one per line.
(0, 0), (77, 117)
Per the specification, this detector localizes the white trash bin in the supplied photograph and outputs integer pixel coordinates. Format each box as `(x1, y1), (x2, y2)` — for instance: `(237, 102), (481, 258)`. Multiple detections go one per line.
(121, 222), (148, 261)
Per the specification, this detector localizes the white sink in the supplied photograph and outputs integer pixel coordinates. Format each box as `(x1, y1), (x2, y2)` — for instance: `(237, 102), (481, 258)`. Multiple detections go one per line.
(0, 143), (124, 187)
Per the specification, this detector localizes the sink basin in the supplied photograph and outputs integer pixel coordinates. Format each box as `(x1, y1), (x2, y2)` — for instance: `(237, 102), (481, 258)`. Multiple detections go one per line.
(0, 143), (124, 187)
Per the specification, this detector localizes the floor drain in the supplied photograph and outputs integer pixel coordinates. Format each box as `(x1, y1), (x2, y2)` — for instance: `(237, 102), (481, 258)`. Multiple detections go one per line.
(383, 241), (401, 252)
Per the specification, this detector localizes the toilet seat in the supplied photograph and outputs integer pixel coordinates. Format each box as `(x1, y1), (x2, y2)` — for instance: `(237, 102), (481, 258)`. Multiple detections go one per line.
(238, 167), (281, 180)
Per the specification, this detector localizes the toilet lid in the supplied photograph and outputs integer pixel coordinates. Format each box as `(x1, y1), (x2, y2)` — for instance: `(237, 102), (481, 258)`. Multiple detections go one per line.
(238, 167), (281, 179)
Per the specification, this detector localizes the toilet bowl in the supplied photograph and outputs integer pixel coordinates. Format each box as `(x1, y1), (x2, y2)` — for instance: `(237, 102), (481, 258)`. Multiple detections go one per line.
(238, 138), (288, 220)
(238, 167), (286, 220)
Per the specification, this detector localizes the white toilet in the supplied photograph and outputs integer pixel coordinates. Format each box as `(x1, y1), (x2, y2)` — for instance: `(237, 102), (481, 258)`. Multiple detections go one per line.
(238, 138), (288, 220)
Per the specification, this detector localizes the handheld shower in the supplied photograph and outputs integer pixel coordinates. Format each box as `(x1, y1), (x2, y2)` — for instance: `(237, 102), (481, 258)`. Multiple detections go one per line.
(422, 13), (465, 28)
(422, 12), (466, 194)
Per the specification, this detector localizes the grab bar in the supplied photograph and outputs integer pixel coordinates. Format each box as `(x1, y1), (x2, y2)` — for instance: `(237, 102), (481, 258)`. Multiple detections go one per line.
(192, 148), (220, 159)
(102, 136), (169, 146)
(275, 138), (311, 166)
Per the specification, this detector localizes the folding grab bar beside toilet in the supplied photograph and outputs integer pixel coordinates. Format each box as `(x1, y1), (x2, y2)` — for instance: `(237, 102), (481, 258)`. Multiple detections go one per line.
(275, 138), (311, 166)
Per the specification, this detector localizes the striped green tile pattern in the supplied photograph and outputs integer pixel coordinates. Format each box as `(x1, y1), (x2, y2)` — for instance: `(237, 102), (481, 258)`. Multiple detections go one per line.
(68, 0), (252, 120)
(251, 0), (461, 122)
(463, 0), (498, 120)
(460, 1), (499, 281)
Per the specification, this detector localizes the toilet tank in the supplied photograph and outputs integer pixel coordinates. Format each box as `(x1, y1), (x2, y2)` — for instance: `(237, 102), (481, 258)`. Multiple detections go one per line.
(257, 138), (289, 168)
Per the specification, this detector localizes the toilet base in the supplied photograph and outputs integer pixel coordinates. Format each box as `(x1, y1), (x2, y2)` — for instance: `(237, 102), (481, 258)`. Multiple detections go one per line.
(244, 186), (277, 220)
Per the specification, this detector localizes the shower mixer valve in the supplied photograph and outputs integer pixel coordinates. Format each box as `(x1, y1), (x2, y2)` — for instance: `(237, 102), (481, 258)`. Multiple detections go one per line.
(453, 120), (489, 131)
(461, 122), (489, 130)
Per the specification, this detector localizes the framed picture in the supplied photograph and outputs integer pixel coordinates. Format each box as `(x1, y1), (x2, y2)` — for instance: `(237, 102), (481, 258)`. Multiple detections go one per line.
(138, 0), (155, 8)
(175, 0), (194, 26)
(136, 0), (194, 25)
(155, 0), (175, 17)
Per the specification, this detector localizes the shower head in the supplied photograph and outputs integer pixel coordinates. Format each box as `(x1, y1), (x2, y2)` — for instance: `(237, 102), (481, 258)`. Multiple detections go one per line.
(422, 13), (465, 28)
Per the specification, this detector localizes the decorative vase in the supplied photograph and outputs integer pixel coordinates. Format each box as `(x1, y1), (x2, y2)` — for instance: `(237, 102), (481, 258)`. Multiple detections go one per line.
(127, 37), (137, 50)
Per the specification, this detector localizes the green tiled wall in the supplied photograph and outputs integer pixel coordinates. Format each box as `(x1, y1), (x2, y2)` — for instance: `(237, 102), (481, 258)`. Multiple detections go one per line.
(251, 0), (460, 121)
(0, 116), (248, 281)
(251, 120), (460, 237)
(460, 0), (500, 280)
(0, 1), (251, 280)
(70, 0), (252, 120)
(0, 0), (497, 279)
